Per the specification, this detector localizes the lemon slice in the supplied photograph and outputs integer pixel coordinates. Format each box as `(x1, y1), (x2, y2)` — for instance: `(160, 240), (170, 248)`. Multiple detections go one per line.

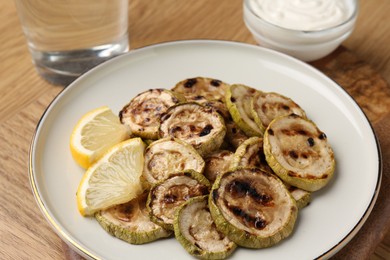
(77, 138), (146, 216)
(70, 106), (130, 169)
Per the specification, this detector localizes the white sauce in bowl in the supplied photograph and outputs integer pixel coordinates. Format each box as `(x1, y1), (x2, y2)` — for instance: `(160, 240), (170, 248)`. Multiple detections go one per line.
(248, 0), (354, 31)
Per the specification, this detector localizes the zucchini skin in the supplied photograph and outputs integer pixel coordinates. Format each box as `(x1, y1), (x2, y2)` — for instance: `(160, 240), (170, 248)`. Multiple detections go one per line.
(95, 212), (172, 244)
(174, 195), (237, 260)
(287, 185), (312, 209)
(263, 114), (336, 192)
(147, 170), (211, 231)
(95, 193), (172, 245)
(225, 84), (262, 137)
(230, 136), (270, 173)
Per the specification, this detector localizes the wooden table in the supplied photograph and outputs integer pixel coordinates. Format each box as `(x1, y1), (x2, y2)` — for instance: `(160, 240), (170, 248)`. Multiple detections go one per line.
(1, 0), (390, 259)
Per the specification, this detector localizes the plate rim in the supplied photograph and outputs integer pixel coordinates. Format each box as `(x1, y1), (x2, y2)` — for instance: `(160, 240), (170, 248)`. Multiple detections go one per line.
(28, 39), (383, 260)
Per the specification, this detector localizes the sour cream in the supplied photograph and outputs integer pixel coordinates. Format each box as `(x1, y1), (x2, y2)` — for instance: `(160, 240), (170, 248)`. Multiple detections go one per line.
(248, 0), (353, 31)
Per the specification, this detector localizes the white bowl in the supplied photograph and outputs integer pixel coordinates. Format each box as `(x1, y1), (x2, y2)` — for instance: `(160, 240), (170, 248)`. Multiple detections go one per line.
(243, 0), (358, 61)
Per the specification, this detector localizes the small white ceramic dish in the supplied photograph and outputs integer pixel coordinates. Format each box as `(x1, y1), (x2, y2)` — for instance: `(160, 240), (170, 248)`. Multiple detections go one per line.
(243, 0), (359, 61)
(29, 40), (381, 260)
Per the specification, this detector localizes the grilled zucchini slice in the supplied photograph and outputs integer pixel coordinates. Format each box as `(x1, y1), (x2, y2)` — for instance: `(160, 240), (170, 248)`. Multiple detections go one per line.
(231, 137), (311, 208)
(147, 170), (211, 230)
(159, 103), (226, 157)
(95, 192), (172, 245)
(204, 150), (234, 183)
(209, 168), (298, 249)
(203, 100), (231, 120)
(264, 114), (335, 192)
(142, 137), (205, 185)
(119, 89), (185, 139)
(230, 136), (271, 173)
(183, 95), (230, 117)
(172, 77), (229, 102)
(224, 118), (249, 150)
(226, 84), (262, 137)
(286, 185), (311, 209)
(251, 91), (307, 133)
(174, 195), (237, 259)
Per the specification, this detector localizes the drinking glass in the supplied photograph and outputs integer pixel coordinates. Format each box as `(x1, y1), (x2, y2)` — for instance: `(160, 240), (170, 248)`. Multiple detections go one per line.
(15, 0), (129, 85)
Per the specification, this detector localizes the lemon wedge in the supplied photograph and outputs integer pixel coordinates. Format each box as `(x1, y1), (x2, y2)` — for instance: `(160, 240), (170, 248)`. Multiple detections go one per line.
(70, 106), (130, 169)
(77, 138), (146, 216)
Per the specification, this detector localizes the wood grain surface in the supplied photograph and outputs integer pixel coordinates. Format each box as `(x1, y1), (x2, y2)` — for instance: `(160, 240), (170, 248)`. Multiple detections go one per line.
(1, 0), (390, 259)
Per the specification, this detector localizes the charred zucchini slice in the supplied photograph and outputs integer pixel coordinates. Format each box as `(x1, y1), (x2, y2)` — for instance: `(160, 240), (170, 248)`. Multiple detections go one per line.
(230, 136), (271, 173)
(209, 168), (298, 249)
(286, 185), (311, 209)
(185, 97), (231, 126)
(159, 103), (226, 157)
(226, 84), (262, 137)
(147, 170), (211, 230)
(251, 91), (307, 133)
(204, 150), (234, 183)
(264, 114), (335, 192)
(172, 77), (229, 102)
(174, 195), (237, 259)
(224, 118), (249, 150)
(142, 137), (205, 185)
(231, 137), (310, 209)
(119, 89), (184, 139)
(203, 100), (231, 120)
(95, 192), (172, 244)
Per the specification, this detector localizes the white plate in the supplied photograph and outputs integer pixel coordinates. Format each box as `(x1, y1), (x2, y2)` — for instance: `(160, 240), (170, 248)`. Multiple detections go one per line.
(29, 40), (381, 260)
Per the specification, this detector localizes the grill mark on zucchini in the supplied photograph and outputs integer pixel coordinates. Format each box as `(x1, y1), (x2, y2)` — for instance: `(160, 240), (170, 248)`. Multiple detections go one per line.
(212, 189), (219, 202)
(199, 124), (213, 136)
(210, 79), (222, 87)
(280, 128), (309, 137)
(288, 170), (329, 179)
(307, 137), (315, 146)
(288, 150), (299, 159)
(184, 78), (197, 88)
(193, 95), (204, 100)
(110, 203), (135, 222)
(161, 184), (208, 206)
(226, 180), (273, 206)
(261, 102), (291, 112)
(228, 205), (267, 230)
(289, 150), (317, 160)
